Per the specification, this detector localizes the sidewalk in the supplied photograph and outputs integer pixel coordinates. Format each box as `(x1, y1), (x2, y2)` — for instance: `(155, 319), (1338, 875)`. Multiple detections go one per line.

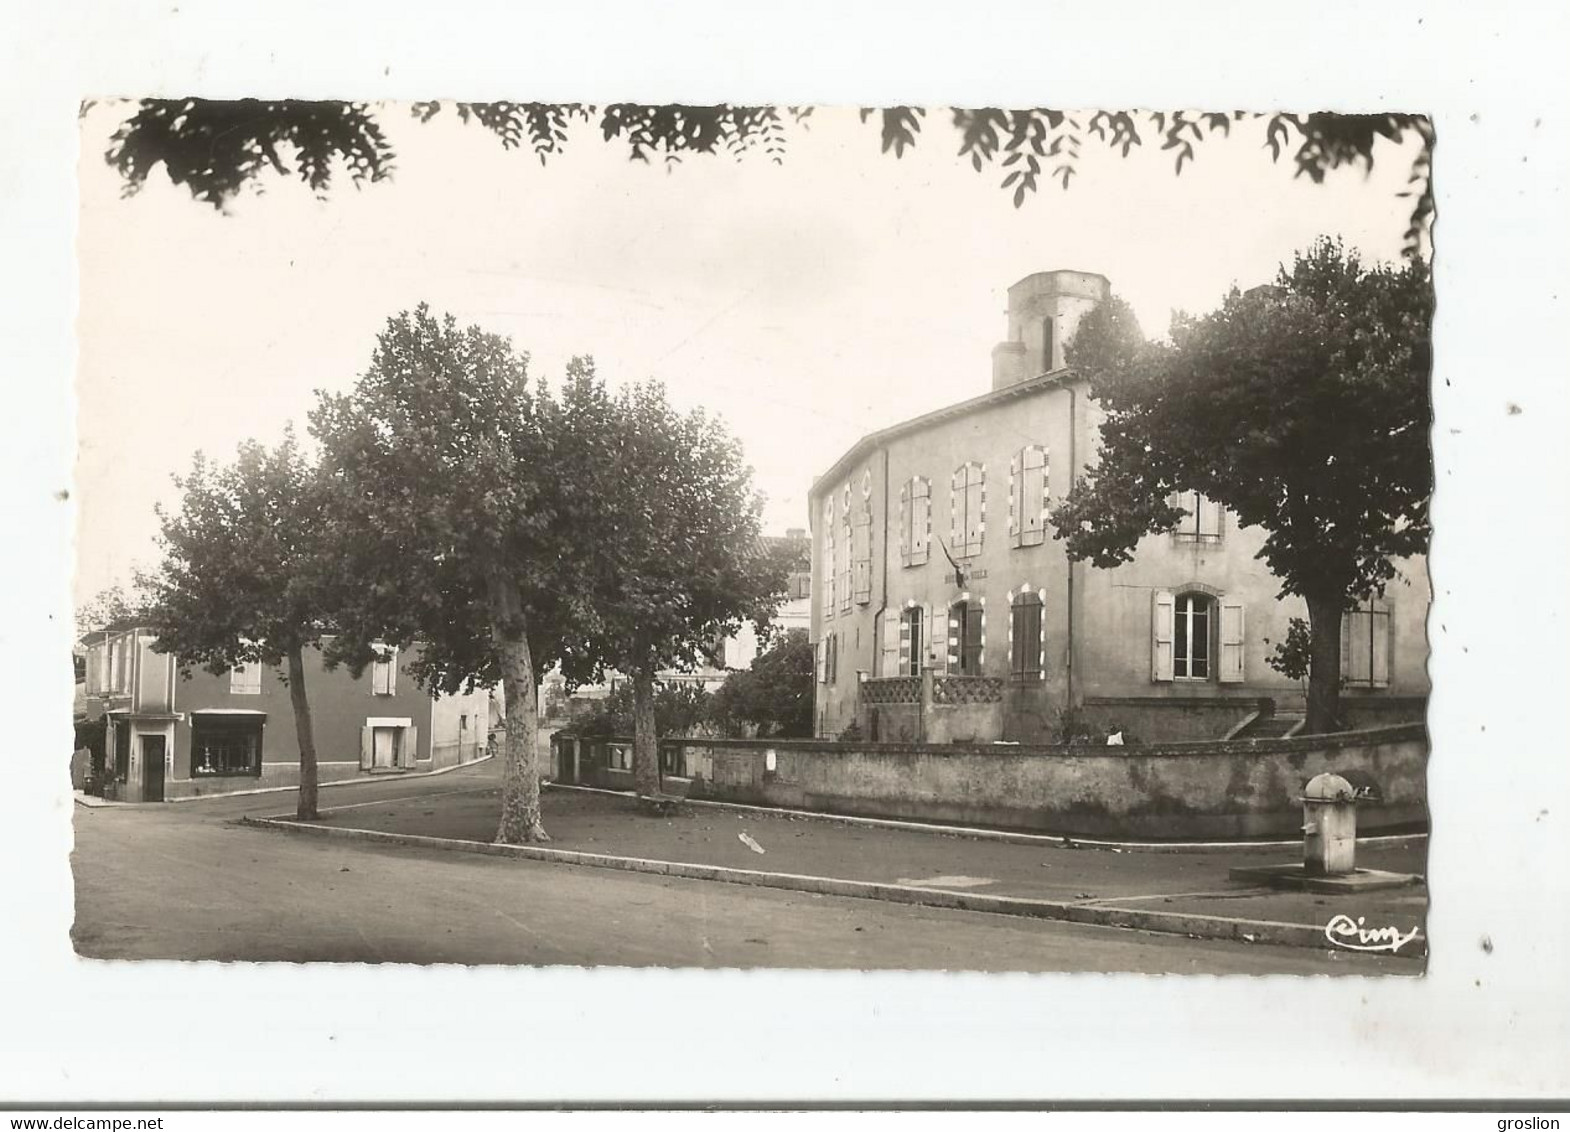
(258, 781), (1427, 958)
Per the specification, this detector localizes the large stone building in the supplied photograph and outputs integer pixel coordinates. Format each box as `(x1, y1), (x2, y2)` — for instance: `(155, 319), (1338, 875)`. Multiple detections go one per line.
(808, 270), (1429, 744)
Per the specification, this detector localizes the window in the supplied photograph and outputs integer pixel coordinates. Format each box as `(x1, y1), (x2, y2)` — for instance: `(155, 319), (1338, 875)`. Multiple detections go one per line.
(607, 742), (632, 771)
(1010, 592), (1044, 679)
(900, 477), (931, 567)
(817, 634), (839, 684)
(1173, 593), (1211, 679)
(951, 463), (985, 558)
(371, 646), (397, 695)
(1171, 490), (1224, 543)
(229, 661), (261, 695)
(190, 714), (263, 777)
(1342, 599), (1392, 688)
(1010, 446), (1049, 548)
(949, 600), (984, 674)
(900, 605), (925, 676)
(1153, 590), (1244, 683)
(828, 632), (839, 684)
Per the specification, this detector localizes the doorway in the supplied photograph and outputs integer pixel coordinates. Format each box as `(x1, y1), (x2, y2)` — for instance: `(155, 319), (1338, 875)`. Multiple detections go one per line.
(371, 726), (399, 769)
(141, 734), (166, 802)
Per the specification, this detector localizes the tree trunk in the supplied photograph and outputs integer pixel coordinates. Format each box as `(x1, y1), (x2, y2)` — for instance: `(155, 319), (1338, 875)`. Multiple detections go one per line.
(286, 643), (320, 820)
(631, 666), (660, 798)
(1303, 592), (1346, 736)
(488, 570), (548, 843)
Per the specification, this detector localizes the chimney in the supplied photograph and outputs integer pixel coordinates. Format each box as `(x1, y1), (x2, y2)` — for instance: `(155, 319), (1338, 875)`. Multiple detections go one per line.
(990, 270), (1111, 389)
(991, 341), (1028, 391)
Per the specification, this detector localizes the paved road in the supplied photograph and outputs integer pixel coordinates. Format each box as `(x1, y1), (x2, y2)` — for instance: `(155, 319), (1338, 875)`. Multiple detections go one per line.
(71, 768), (1415, 973)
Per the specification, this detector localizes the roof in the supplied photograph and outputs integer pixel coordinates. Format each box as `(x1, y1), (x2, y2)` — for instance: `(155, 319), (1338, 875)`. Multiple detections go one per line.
(811, 366), (1086, 498)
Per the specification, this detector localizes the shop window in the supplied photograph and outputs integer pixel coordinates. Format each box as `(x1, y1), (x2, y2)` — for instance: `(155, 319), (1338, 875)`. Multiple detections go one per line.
(191, 714), (263, 777)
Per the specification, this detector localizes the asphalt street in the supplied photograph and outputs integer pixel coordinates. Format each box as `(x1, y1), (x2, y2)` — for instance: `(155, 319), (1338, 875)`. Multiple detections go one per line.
(70, 768), (1417, 973)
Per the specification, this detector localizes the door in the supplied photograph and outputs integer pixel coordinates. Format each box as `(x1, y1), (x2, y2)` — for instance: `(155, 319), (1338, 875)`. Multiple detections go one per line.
(141, 734), (166, 803)
(372, 727), (397, 769)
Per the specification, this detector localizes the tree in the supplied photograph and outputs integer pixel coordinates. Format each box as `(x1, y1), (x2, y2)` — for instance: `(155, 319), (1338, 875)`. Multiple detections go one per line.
(1049, 237), (1432, 734)
(99, 101), (1434, 257)
(141, 430), (335, 819)
(709, 628), (815, 739)
(75, 581), (151, 639)
(556, 372), (785, 797)
(310, 305), (584, 843)
(573, 679), (714, 740)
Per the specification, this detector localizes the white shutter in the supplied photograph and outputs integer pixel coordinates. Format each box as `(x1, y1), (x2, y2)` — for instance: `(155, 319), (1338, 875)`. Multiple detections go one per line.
(1373, 605), (1392, 688)
(359, 726), (373, 770)
(1218, 599), (1246, 683)
(911, 484), (930, 565)
(402, 725), (419, 767)
(1198, 495), (1224, 540)
(898, 480), (910, 565)
(1009, 453), (1022, 548)
(816, 640), (827, 684)
(1022, 448), (1046, 546)
(1152, 590), (1175, 682)
(880, 616), (901, 676)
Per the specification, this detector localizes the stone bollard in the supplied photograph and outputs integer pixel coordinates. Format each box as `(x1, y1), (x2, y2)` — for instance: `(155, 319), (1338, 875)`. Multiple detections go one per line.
(1302, 772), (1359, 876)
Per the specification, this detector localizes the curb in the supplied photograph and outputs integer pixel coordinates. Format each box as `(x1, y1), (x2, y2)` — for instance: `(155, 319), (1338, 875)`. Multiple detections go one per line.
(243, 814), (1424, 957)
(76, 756), (496, 807)
(545, 782), (1430, 855)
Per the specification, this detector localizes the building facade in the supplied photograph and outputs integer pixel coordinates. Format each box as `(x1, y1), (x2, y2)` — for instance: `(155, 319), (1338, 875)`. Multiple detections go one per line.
(809, 271), (1429, 744)
(80, 624), (491, 801)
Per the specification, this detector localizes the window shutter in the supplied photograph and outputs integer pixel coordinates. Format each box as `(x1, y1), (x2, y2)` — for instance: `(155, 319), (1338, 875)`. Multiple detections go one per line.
(1373, 605), (1392, 688)
(1008, 453), (1022, 548)
(881, 616), (901, 676)
(898, 480), (910, 566)
(816, 640), (827, 684)
(360, 726), (374, 771)
(1021, 447), (1046, 546)
(853, 516), (872, 604)
(1198, 495), (1224, 541)
(911, 482), (930, 565)
(402, 725), (419, 768)
(1218, 599), (1246, 683)
(1152, 590), (1175, 682)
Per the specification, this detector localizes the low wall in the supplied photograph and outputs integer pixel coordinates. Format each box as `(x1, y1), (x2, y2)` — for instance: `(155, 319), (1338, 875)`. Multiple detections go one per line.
(654, 724), (1427, 840)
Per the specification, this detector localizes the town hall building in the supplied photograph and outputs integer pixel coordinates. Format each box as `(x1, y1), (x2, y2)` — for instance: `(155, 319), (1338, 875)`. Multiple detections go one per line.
(808, 270), (1429, 745)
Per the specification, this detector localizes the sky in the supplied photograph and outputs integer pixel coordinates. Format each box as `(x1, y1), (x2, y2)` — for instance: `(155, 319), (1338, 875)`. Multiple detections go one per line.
(75, 103), (1425, 604)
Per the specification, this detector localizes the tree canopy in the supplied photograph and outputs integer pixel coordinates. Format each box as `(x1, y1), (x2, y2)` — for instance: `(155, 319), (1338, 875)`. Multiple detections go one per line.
(1049, 237), (1433, 732)
(140, 429), (336, 817)
(99, 101), (1434, 257)
(553, 371), (786, 795)
(310, 305), (585, 841)
(708, 628), (815, 739)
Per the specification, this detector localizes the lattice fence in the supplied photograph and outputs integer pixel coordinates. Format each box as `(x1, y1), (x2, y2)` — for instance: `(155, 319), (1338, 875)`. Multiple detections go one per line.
(932, 675), (1005, 705)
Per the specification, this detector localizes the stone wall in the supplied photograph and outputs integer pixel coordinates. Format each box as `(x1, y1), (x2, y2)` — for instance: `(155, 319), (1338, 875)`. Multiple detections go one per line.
(651, 724), (1427, 839)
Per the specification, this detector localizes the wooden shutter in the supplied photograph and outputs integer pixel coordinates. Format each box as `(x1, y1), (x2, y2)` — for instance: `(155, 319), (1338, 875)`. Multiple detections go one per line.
(898, 480), (911, 566)
(879, 612), (904, 675)
(964, 469), (984, 555)
(816, 639), (827, 684)
(1372, 606), (1391, 688)
(964, 605), (984, 672)
(402, 724), (419, 768)
(853, 516), (872, 604)
(359, 726), (373, 770)
(911, 481), (930, 565)
(1152, 590), (1175, 682)
(1218, 599), (1246, 683)
(1021, 448), (1047, 546)
(1198, 494), (1223, 541)
(1009, 453), (1022, 548)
